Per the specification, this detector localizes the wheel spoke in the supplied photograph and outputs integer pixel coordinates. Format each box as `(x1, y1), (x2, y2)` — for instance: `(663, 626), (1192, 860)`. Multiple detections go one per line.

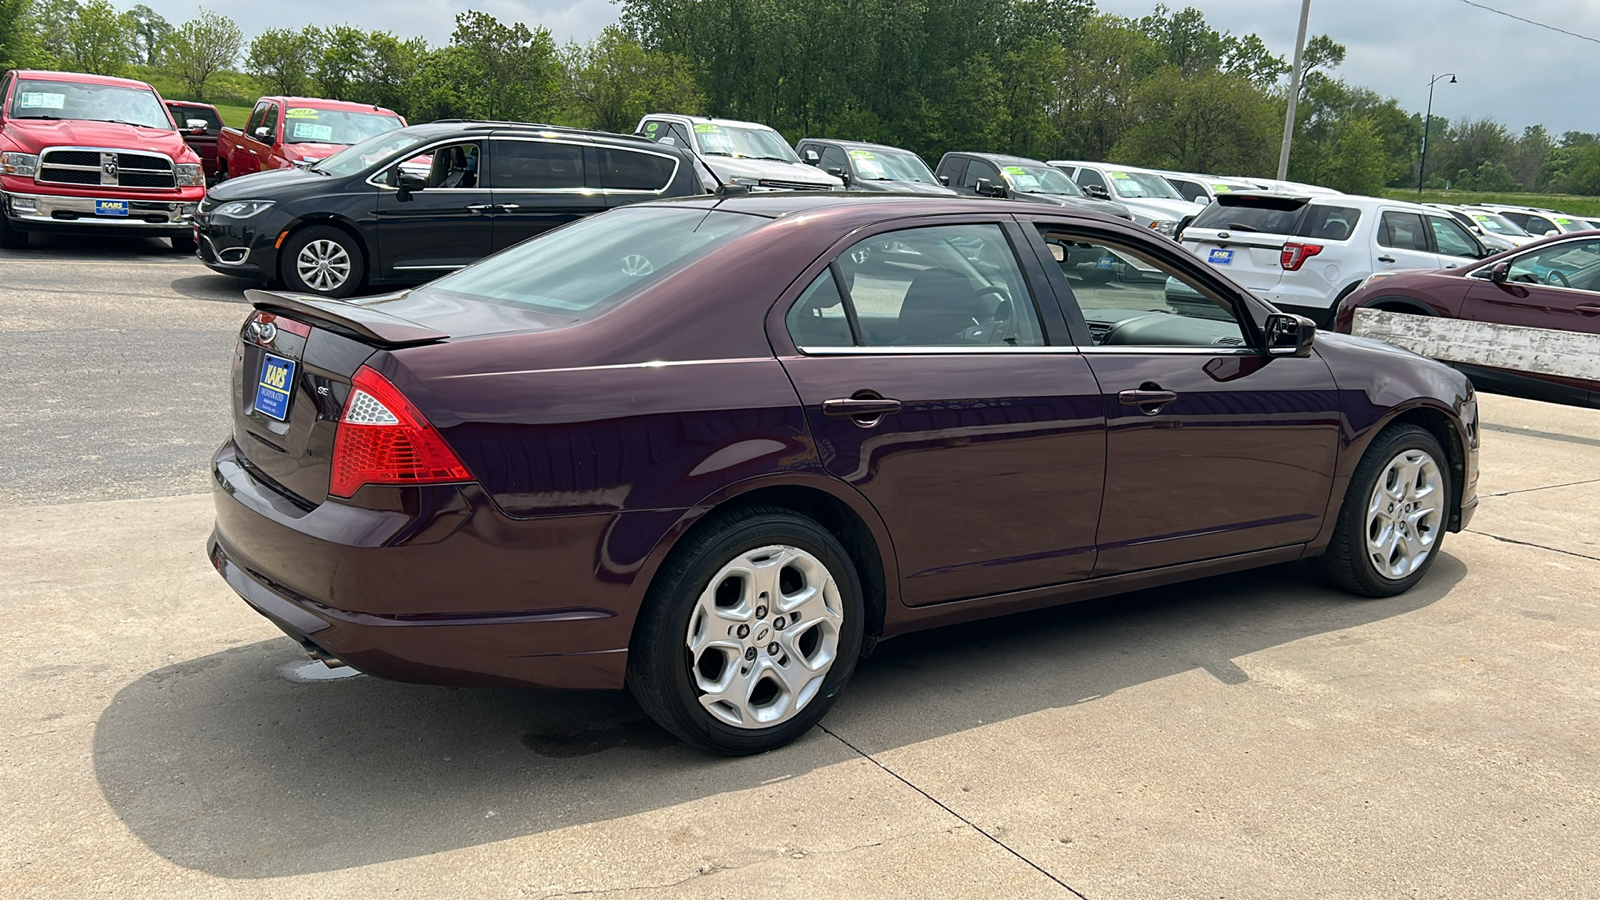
(1363, 445), (1445, 582)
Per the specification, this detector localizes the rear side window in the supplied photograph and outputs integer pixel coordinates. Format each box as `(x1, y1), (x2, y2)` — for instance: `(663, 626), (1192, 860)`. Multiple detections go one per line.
(1299, 205), (1360, 241)
(1189, 195), (1307, 235)
(1379, 212), (1429, 251)
(1170, 179), (1206, 203)
(596, 147), (676, 191)
(491, 140), (585, 189)
(786, 270), (854, 348)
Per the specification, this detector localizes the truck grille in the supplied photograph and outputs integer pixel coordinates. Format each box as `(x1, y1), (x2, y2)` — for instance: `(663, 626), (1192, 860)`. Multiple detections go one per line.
(38, 148), (177, 190)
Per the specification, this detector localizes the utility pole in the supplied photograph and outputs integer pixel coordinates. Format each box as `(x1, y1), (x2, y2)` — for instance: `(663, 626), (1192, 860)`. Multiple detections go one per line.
(1418, 73), (1457, 195)
(1276, 0), (1313, 181)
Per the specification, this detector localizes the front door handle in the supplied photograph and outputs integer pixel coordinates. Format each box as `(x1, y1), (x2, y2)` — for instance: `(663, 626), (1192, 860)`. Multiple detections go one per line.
(823, 397), (902, 423)
(1118, 388), (1178, 413)
(1377, 255), (1396, 263)
(1576, 303), (1600, 316)
(465, 204), (495, 214)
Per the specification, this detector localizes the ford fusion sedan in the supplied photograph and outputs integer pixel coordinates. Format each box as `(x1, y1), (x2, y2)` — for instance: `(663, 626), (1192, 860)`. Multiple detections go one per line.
(196, 121), (704, 297)
(794, 138), (957, 194)
(1336, 229), (1600, 407)
(934, 152), (1131, 218)
(636, 113), (841, 191)
(211, 194), (1479, 754)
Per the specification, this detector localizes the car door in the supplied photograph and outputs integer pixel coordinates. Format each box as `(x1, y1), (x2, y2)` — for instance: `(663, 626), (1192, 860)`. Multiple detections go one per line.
(775, 218), (1106, 606)
(373, 139), (495, 279)
(960, 158), (1001, 196)
(1375, 210), (1444, 273)
(1024, 217), (1342, 576)
(818, 144), (851, 185)
(1427, 214), (1485, 271)
(486, 137), (606, 251)
(236, 101), (272, 176)
(1458, 236), (1600, 405)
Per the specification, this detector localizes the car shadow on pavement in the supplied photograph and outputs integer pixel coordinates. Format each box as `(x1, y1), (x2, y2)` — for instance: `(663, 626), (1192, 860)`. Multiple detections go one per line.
(169, 273), (254, 304)
(93, 555), (1463, 878)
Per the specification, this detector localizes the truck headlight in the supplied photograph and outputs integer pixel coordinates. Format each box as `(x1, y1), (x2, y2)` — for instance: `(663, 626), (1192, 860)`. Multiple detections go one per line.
(175, 163), (205, 187)
(1148, 218), (1178, 236)
(0, 152), (40, 177)
(211, 200), (275, 218)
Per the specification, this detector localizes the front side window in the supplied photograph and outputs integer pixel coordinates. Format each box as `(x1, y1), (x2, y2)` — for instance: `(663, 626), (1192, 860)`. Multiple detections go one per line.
(787, 223), (1045, 348)
(1505, 238), (1600, 291)
(245, 101), (269, 134)
(1429, 216), (1480, 258)
(413, 141), (483, 189)
(1039, 226), (1248, 348)
(819, 145), (849, 175)
(259, 103), (280, 141)
(1171, 179), (1207, 203)
(429, 207), (766, 319)
(1073, 167), (1107, 192)
(1379, 212), (1429, 251)
(961, 160), (999, 191)
(12, 78), (171, 129)
(489, 139), (584, 190)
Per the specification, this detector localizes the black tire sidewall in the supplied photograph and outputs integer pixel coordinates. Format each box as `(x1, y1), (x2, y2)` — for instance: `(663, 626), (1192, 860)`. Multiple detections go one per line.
(171, 234), (197, 254)
(0, 214), (25, 249)
(1341, 426), (1450, 595)
(635, 510), (864, 755)
(279, 225), (363, 298)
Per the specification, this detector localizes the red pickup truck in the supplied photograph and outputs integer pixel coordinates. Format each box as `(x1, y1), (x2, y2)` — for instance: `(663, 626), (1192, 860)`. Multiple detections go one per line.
(216, 97), (405, 181)
(0, 69), (206, 251)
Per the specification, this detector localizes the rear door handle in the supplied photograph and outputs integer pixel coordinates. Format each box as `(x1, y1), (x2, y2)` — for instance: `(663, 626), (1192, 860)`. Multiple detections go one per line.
(822, 397), (902, 421)
(1118, 389), (1178, 412)
(465, 204), (495, 214)
(1377, 255), (1396, 263)
(497, 204), (520, 211)
(1576, 303), (1600, 316)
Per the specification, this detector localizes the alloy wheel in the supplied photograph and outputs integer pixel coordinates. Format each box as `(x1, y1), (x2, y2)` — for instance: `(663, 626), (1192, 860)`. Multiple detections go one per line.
(295, 239), (352, 292)
(1365, 448), (1445, 580)
(684, 544), (843, 729)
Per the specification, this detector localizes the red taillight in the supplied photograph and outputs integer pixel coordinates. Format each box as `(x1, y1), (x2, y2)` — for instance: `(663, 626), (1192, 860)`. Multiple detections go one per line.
(247, 310), (312, 339)
(329, 366), (472, 498)
(1280, 241), (1323, 271)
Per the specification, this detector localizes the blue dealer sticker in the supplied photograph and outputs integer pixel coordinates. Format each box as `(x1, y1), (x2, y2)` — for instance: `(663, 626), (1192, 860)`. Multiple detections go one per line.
(254, 353), (295, 421)
(95, 199), (129, 217)
(1208, 248), (1234, 265)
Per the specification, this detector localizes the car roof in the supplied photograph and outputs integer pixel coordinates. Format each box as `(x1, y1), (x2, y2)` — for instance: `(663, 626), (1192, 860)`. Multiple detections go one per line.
(949, 151), (1052, 167)
(9, 69), (158, 90)
(395, 120), (669, 149)
(642, 112), (775, 130)
(798, 138), (919, 154)
(634, 192), (1132, 228)
(263, 96), (400, 115)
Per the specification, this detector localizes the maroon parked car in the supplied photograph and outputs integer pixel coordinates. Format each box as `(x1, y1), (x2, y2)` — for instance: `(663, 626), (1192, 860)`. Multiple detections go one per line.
(1335, 229), (1600, 408)
(210, 194), (1479, 754)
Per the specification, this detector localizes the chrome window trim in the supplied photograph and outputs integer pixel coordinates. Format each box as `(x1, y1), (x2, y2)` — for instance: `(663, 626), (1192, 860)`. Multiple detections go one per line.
(592, 144), (682, 193)
(365, 137), (490, 191)
(791, 344), (1263, 357)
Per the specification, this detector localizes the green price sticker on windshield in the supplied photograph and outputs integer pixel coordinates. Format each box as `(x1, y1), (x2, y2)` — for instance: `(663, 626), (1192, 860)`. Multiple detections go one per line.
(693, 123), (720, 133)
(1109, 171), (1132, 180)
(1002, 166), (1026, 176)
(646, 122), (659, 132)
(1212, 184), (1231, 192)
(848, 150), (876, 160)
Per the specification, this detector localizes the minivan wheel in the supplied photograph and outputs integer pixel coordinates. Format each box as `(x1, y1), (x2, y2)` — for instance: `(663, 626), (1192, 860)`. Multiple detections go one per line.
(1316, 424), (1450, 597)
(627, 506), (864, 755)
(280, 224), (363, 298)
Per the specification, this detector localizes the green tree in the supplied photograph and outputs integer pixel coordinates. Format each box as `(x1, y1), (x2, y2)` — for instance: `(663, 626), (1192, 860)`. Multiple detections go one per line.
(163, 10), (243, 100)
(0, 0), (37, 70)
(66, 0), (135, 77)
(123, 4), (170, 67)
(248, 27), (321, 96)
(314, 25), (368, 100)
(447, 10), (560, 121)
(562, 26), (703, 134)
(29, 0), (78, 66)
(1113, 66), (1277, 174)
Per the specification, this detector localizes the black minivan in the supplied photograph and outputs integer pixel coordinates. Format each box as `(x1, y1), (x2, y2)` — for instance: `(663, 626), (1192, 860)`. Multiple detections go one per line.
(196, 121), (706, 297)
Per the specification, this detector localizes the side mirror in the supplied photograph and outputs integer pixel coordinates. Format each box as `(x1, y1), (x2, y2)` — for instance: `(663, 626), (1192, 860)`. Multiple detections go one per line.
(185, 118), (209, 134)
(826, 166), (844, 177)
(803, 149), (820, 165)
(974, 177), (992, 196)
(253, 126), (272, 140)
(1266, 312), (1317, 357)
(395, 171), (426, 200)
(1488, 260), (1510, 282)
(990, 183), (1008, 198)
(938, 174), (950, 186)
(1083, 183), (1110, 200)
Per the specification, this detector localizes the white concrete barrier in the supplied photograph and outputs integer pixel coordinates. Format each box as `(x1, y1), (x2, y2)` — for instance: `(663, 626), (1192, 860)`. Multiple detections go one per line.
(1351, 308), (1600, 381)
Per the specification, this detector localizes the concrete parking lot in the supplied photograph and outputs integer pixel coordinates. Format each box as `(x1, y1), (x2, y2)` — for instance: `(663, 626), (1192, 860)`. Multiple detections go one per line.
(2, 235), (1599, 898)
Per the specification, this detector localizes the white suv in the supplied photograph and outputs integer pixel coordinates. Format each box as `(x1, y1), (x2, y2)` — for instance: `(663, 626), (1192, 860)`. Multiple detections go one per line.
(635, 114), (841, 191)
(1179, 193), (1492, 326)
(1048, 160), (1205, 236)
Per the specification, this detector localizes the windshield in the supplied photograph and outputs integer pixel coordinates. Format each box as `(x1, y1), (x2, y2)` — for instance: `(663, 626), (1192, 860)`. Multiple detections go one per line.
(848, 148), (937, 184)
(427, 207), (767, 318)
(1001, 165), (1083, 195)
(283, 106), (403, 145)
(692, 123), (799, 162)
(313, 131), (428, 177)
(1470, 212), (1528, 236)
(10, 78), (172, 129)
(1105, 170), (1184, 200)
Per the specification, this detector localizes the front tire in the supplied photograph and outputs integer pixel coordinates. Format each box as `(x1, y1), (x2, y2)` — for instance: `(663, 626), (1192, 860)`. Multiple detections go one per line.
(1316, 424), (1450, 597)
(279, 224), (363, 298)
(170, 233), (197, 254)
(0, 214), (27, 250)
(627, 506), (865, 755)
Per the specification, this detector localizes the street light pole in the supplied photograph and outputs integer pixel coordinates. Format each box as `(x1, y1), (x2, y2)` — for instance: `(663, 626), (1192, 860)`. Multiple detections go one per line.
(1417, 73), (1457, 195)
(1276, 0), (1313, 181)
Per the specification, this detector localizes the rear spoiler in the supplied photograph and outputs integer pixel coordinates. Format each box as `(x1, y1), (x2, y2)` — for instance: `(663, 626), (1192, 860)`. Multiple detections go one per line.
(246, 289), (447, 347)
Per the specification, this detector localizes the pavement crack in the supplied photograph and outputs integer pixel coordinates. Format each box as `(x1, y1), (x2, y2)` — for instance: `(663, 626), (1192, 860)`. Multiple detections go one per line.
(819, 724), (1090, 899)
(1484, 477), (1600, 497)
(1481, 423), (1600, 450)
(1468, 529), (1600, 562)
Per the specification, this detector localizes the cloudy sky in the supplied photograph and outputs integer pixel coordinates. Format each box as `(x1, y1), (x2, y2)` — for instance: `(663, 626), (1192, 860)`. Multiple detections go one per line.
(141, 0), (1600, 135)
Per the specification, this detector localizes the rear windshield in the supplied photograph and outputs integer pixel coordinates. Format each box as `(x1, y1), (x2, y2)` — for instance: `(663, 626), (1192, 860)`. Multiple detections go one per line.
(427, 207), (766, 320)
(1190, 196), (1362, 239)
(282, 106), (403, 144)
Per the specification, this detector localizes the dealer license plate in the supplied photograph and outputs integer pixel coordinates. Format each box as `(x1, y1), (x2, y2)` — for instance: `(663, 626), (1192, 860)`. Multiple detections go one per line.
(1208, 249), (1234, 265)
(94, 200), (129, 217)
(254, 354), (295, 421)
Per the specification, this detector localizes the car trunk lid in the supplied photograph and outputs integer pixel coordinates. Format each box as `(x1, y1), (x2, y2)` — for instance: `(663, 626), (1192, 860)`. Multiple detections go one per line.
(1181, 193), (1314, 292)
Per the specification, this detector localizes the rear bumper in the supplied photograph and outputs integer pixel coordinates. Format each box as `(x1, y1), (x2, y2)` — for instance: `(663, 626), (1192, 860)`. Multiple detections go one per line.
(208, 439), (652, 690)
(2, 189), (197, 235)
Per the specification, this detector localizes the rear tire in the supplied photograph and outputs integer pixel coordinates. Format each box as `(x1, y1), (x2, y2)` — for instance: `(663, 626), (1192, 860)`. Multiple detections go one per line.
(0, 214), (27, 250)
(1315, 424), (1450, 597)
(279, 224), (363, 298)
(627, 506), (864, 755)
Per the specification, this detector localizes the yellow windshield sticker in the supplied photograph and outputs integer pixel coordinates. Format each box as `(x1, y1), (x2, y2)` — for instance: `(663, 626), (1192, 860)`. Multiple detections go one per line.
(1212, 184), (1231, 192)
(285, 108), (319, 118)
(848, 150), (876, 160)
(1002, 166), (1026, 176)
(1109, 171), (1133, 179)
(693, 123), (720, 133)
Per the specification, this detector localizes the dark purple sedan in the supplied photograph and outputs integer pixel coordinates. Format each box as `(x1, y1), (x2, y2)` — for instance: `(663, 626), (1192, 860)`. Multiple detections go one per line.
(210, 194), (1479, 754)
